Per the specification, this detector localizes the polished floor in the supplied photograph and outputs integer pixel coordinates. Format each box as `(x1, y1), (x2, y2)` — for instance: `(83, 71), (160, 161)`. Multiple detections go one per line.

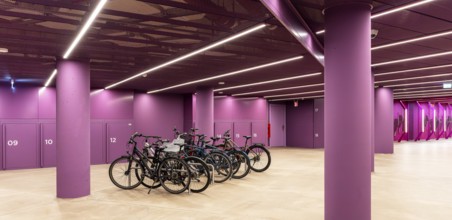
(1, 140), (452, 219)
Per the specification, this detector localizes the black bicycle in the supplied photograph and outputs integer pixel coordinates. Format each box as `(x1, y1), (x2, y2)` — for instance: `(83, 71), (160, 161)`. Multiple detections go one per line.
(108, 133), (191, 194)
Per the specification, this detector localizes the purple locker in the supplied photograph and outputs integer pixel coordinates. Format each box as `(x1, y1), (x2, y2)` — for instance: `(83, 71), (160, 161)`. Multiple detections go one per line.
(233, 122), (251, 147)
(3, 123), (38, 169)
(0, 123), (2, 170)
(41, 123), (56, 167)
(107, 122), (133, 163)
(251, 121), (267, 145)
(214, 122), (233, 138)
(91, 122), (106, 164)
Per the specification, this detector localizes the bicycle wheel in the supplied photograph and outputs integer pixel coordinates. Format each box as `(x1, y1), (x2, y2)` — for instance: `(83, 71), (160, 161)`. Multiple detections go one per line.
(109, 156), (144, 190)
(230, 151), (251, 179)
(205, 152), (232, 183)
(138, 160), (161, 189)
(247, 146), (271, 172)
(184, 156), (211, 193)
(158, 157), (191, 194)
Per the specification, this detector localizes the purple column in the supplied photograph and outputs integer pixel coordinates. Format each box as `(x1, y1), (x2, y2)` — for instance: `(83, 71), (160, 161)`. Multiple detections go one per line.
(195, 87), (214, 137)
(371, 75), (375, 172)
(56, 59), (90, 198)
(324, 1), (372, 220)
(375, 87), (394, 153)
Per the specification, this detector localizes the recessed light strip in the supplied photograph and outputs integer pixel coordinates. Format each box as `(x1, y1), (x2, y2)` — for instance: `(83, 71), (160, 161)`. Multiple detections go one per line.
(43, 0), (108, 87)
(147, 56), (303, 94)
(269, 95), (324, 102)
(63, 0), (108, 59)
(394, 85), (442, 91)
(375, 64), (452, 76)
(395, 92), (452, 99)
(44, 69), (57, 87)
(214, 72), (322, 92)
(372, 51), (452, 67)
(371, 0), (435, 19)
(232, 83), (325, 96)
(316, 0), (435, 35)
(106, 23), (267, 90)
(375, 72), (452, 84)
(264, 90), (324, 98)
(385, 80), (447, 88)
(395, 88), (452, 95)
(372, 30), (452, 51)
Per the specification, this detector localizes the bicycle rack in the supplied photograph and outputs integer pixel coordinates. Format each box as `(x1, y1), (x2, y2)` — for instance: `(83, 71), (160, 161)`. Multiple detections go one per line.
(186, 163), (215, 194)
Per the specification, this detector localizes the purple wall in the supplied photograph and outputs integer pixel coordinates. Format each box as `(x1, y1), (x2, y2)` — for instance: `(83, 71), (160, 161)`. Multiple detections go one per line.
(393, 101), (405, 141)
(183, 95), (194, 132)
(133, 93), (184, 139)
(313, 99), (324, 148)
(286, 99), (325, 148)
(286, 100), (314, 148)
(375, 88), (394, 154)
(38, 88), (56, 119)
(213, 97), (268, 145)
(90, 90), (134, 119)
(0, 87), (39, 119)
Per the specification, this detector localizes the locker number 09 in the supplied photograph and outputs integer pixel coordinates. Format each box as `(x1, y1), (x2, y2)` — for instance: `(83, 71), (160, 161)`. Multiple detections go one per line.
(7, 140), (19, 146)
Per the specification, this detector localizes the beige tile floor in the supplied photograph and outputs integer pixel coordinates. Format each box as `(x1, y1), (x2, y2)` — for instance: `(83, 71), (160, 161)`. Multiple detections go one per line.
(0, 140), (452, 220)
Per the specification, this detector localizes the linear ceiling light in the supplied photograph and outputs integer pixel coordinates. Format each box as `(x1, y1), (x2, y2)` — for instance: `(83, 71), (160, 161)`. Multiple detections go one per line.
(371, 0), (435, 19)
(316, 0), (435, 35)
(395, 92), (452, 99)
(232, 83), (325, 96)
(44, 69), (57, 87)
(375, 64), (452, 76)
(394, 85), (442, 91)
(264, 90), (324, 98)
(385, 80), (447, 88)
(106, 23), (267, 89)
(375, 73), (452, 84)
(147, 56), (303, 94)
(372, 51), (452, 67)
(214, 72), (322, 92)
(63, 0), (108, 59)
(269, 95), (324, 102)
(372, 29), (452, 51)
(395, 88), (452, 95)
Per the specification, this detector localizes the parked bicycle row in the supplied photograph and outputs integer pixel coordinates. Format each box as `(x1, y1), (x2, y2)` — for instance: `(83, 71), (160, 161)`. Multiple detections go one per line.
(108, 128), (271, 194)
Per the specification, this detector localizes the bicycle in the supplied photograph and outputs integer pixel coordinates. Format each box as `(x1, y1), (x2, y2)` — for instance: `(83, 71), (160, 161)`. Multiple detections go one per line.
(108, 132), (191, 194)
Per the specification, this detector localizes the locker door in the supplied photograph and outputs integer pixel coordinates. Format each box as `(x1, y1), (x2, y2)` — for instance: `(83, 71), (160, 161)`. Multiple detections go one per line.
(233, 122), (251, 147)
(107, 122), (133, 163)
(4, 123), (38, 169)
(214, 122), (233, 138)
(41, 123), (56, 167)
(91, 122), (105, 164)
(251, 121), (267, 145)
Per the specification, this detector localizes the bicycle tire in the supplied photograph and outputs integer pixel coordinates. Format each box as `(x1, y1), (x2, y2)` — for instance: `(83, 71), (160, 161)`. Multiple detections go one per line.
(184, 156), (211, 193)
(247, 146), (271, 172)
(205, 152), (232, 183)
(109, 156), (144, 190)
(138, 160), (161, 189)
(158, 157), (191, 194)
(230, 151), (251, 179)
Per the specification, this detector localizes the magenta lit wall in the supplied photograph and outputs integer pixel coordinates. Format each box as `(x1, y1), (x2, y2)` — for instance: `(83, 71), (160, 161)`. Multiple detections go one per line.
(285, 99), (324, 148)
(90, 90), (134, 119)
(213, 97), (268, 145)
(393, 101), (405, 141)
(286, 100), (314, 148)
(133, 93), (184, 139)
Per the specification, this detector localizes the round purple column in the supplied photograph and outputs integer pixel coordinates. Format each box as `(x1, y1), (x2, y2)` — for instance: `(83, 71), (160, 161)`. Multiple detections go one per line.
(56, 59), (90, 198)
(324, 1), (372, 220)
(375, 87), (394, 154)
(195, 87), (214, 138)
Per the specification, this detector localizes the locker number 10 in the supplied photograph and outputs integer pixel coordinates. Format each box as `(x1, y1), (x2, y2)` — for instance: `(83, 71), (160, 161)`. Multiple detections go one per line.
(45, 139), (54, 145)
(7, 140), (18, 146)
